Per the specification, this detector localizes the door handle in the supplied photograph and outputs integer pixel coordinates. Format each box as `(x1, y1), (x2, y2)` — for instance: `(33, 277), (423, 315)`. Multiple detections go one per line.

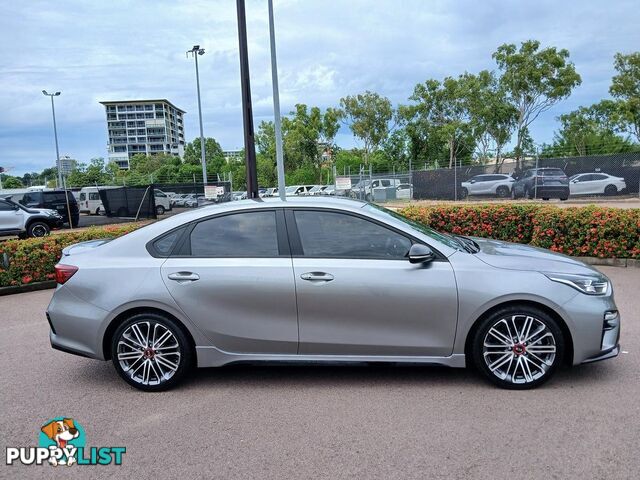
(167, 272), (200, 283)
(300, 272), (334, 282)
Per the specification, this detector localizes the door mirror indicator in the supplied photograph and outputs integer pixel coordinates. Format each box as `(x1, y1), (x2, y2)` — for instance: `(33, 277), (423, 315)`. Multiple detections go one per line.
(408, 244), (435, 264)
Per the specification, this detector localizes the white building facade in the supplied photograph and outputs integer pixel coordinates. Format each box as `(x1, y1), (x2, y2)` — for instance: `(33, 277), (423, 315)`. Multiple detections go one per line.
(100, 99), (186, 169)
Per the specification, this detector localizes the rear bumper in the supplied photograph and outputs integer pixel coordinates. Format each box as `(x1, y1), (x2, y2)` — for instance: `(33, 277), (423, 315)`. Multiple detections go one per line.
(534, 186), (570, 197)
(46, 285), (110, 360)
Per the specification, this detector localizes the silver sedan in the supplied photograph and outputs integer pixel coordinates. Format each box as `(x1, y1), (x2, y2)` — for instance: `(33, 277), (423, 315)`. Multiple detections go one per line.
(47, 197), (620, 391)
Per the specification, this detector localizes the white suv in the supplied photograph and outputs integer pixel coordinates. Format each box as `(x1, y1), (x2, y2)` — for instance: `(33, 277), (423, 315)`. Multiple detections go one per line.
(0, 197), (63, 238)
(461, 174), (515, 198)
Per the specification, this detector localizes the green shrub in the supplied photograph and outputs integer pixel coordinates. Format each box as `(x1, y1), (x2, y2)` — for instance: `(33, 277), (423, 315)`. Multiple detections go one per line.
(0, 224), (143, 287)
(399, 204), (640, 259)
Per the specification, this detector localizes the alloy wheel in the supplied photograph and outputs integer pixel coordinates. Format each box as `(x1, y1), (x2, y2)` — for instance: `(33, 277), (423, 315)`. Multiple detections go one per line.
(116, 321), (181, 386)
(31, 224), (49, 237)
(482, 315), (557, 385)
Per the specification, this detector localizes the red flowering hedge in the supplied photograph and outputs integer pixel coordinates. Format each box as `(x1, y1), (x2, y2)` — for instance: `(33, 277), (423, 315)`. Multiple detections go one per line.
(399, 204), (640, 259)
(0, 223), (143, 288)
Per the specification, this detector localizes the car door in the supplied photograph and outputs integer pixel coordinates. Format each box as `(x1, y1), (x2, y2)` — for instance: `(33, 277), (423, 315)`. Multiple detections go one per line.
(571, 174), (591, 194)
(161, 209), (299, 354)
(287, 208), (458, 357)
(0, 200), (22, 231)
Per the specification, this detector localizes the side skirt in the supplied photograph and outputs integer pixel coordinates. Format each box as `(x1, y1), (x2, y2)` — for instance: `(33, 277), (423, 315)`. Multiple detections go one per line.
(196, 346), (466, 368)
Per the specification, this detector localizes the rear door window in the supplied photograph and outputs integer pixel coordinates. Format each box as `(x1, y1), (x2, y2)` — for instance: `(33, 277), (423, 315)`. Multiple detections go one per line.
(189, 211), (280, 257)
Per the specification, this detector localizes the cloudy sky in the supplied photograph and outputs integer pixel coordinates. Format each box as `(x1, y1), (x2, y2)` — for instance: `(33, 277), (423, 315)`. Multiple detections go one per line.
(1, 0), (638, 175)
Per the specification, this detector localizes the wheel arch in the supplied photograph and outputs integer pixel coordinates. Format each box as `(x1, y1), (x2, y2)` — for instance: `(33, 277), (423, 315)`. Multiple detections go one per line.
(102, 306), (197, 361)
(463, 299), (574, 366)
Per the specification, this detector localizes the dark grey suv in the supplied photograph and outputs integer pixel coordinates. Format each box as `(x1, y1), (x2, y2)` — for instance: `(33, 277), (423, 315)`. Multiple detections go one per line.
(512, 168), (570, 200)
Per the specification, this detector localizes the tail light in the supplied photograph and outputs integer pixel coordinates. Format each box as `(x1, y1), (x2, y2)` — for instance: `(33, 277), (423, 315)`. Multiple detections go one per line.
(55, 264), (78, 284)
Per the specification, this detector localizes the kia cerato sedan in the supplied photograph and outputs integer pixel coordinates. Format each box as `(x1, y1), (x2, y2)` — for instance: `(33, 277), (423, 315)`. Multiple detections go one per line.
(47, 197), (620, 391)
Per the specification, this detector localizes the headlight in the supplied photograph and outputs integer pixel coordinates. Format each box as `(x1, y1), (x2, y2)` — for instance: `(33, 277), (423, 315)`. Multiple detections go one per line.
(543, 272), (609, 295)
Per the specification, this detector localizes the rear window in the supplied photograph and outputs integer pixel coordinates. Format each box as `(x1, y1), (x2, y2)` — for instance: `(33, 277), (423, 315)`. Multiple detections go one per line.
(541, 169), (565, 176)
(43, 191), (76, 203)
(151, 227), (185, 257)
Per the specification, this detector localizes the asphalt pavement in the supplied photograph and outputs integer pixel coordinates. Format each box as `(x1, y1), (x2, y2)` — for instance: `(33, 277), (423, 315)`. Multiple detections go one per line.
(0, 266), (638, 479)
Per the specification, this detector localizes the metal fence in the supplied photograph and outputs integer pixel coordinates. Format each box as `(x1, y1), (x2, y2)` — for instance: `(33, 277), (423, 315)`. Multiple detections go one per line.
(331, 151), (640, 203)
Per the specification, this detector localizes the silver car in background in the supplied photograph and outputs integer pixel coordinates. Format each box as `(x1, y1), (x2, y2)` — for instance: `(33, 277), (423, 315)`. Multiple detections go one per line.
(47, 197), (620, 391)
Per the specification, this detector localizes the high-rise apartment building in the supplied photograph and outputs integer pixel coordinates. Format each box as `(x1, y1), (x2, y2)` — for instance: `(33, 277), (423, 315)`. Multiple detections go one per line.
(100, 99), (186, 169)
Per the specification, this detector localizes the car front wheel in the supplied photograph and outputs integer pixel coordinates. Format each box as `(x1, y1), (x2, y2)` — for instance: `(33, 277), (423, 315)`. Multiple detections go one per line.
(471, 306), (564, 389)
(111, 313), (192, 391)
(27, 221), (50, 238)
(156, 205), (165, 215)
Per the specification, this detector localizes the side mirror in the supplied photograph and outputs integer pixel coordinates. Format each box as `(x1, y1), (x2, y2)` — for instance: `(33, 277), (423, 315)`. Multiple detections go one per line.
(408, 244), (435, 264)
(469, 179), (476, 184)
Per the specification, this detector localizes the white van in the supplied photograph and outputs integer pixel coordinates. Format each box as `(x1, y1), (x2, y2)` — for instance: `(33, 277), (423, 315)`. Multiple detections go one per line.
(78, 187), (105, 215)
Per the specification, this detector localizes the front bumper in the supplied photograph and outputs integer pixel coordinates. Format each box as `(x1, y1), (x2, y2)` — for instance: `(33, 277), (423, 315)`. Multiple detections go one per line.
(582, 344), (620, 364)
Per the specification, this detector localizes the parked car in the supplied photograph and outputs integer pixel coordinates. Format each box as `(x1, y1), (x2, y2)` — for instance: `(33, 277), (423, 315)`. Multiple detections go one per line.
(461, 174), (515, 198)
(153, 190), (172, 215)
(19, 190), (80, 227)
(512, 168), (570, 200)
(172, 194), (193, 207)
(285, 185), (315, 196)
(262, 187), (278, 197)
(569, 173), (627, 196)
(322, 185), (336, 196)
(0, 197), (63, 238)
(183, 194), (198, 208)
(48, 197), (619, 392)
(307, 185), (329, 196)
(349, 178), (402, 201)
(232, 191), (248, 201)
(396, 183), (413, 200)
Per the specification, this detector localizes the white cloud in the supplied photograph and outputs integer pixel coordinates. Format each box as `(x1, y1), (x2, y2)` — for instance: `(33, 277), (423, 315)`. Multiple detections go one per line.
(0, 0), (638, 174)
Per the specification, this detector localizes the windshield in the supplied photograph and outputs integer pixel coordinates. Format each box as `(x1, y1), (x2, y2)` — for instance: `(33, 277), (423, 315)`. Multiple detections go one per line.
(363, 203), (465, 251)
(285, 186), (298, 193)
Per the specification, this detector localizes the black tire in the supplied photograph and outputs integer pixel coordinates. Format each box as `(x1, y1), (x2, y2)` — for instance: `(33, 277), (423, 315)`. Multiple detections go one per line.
(560, 197), (568, 201)
(542, 197), (549, 201)
(111, 312), (193, 392)
(95, 207), (101, 215)
(604, 184), (617, 196)
(460, 187), (469, 199)
(471, 305), (565, 390)
(27, 221), (50, 238)
(496, 186), (509, 198)
(156, 205), (165, 215)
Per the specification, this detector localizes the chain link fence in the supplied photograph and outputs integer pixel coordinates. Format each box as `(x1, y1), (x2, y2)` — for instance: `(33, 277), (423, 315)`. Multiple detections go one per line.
(330, 151), (640, 203)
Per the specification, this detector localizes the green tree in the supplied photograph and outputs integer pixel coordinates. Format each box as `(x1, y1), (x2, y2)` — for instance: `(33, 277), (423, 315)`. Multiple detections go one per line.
(493, 40), (582, 167)
(609, 52), (640, 141)
(400, 77), (474, 169)
(541, 101), (636, 157)
(1, 175), (23, 188)
(183, 137), (226, 176)
(339, 91), (393, 164)
(462, 71), (518, 171)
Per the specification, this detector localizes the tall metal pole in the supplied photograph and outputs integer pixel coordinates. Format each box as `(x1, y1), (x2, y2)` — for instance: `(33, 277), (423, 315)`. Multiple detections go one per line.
(236, 0), (259, 198)
(187, 46), (208, 185)
(268, 0), (286, 201)
(43, 91), (63, 187)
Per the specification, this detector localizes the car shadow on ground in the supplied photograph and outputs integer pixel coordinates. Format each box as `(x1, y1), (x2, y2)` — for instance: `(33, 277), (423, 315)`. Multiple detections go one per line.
(70, 357), (619, 393)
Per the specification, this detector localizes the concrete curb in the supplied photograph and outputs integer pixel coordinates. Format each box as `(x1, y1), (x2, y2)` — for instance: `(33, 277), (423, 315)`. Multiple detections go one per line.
(577, 257), (640, 268)
(0, 280), (57, 297)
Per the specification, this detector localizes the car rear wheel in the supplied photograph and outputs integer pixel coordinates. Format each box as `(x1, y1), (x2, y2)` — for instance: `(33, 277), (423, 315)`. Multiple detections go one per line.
(111, 313), (192, 392)
(27, 221), (50, 238)
(471, 306), (564, 389)
(604, 184), (618, 196)
(496, 186), (509, 198)
(460, 187), (468, 199)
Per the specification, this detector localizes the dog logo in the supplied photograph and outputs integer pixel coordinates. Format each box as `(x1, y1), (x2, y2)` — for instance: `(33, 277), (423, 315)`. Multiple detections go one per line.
(40, 418), (81, 466)
(5, 417), (125, 466)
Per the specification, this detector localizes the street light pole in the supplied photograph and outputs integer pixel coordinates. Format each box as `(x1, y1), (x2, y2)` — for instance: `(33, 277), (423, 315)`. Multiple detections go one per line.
(42, 90), (62, 187)
(268, 0), (286, 201)
(187, 45), (208, 186)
